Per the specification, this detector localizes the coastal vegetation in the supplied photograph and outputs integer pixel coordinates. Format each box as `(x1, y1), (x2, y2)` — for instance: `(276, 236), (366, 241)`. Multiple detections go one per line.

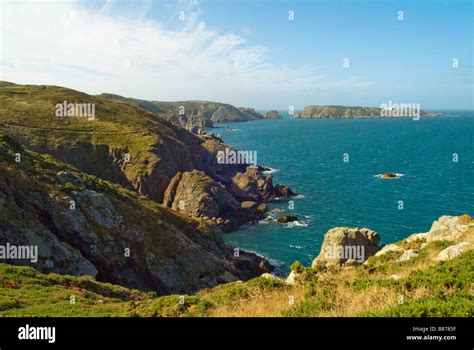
(0, 81), (471, 318)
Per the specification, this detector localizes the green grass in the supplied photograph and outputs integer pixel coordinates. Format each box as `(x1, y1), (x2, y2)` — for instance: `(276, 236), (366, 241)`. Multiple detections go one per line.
(0, 264), (147, 317)
(0, 249), (472, 317)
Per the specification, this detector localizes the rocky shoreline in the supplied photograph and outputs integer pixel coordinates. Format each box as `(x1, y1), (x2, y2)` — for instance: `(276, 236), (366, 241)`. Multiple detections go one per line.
(283, 214), (473, 286)
(0, 82), (295, 295)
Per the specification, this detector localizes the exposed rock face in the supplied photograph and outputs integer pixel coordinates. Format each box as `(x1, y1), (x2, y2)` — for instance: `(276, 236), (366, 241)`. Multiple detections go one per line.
(312, 227), (380, 267)
(99, 94), (264, 123)
(435, 242), (474, 261)
(264, 110), (283, 119)
(375, 215), (473, 264)
(231, 168), (263, 201)
(164, 111), (213, 131)
(0, 132), (272, 295)
(425, 215), (470, 242)
(162, 169), (278, 231)
(398, 249), (418, 262)
(238, 107), (264, 120)
(154, 101), (264, 123)
(163, 170), (239, 219)
(375, 243), (403, 257)
(230, 167), (295, 202)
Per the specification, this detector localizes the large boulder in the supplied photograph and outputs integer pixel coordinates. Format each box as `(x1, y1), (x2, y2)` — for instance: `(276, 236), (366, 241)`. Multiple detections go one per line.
(312, 227), (380, 267)
(435, 242), (473, 261)
(425, 215), (471, 242)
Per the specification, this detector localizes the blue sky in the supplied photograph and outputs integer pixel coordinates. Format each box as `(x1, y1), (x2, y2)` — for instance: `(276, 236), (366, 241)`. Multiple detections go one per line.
(1, 0), (472, 109)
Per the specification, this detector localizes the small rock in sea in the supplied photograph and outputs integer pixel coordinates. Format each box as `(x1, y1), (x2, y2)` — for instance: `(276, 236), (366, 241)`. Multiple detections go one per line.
(379, 172), (399, 179)
(277, 214), (298, 224)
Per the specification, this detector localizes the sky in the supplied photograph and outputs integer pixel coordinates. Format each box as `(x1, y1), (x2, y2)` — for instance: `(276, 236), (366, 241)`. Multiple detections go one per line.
(0, 0), (472, 110)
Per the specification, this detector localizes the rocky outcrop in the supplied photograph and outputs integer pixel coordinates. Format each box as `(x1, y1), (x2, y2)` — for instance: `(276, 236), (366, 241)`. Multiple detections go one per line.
(435, 242), (473, 261)
(312, 227), (380, 267)
(424, 215), (471, 242)
(162, 169), (281, 231)
(277, 214), (298, 224)
(0, 83), (294, 232)
(0, 132), (272, 295)
(370, 215), (473, 263)
(238, 107), (264, 120)
(264, 110), (283, 119)
(163, 170), (239, 220)
(230, 167), (295, 202)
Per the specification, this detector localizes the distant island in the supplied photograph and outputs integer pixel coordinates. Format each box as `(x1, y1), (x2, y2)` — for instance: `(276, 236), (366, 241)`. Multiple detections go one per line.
(294, 105), (440, 119)
(264, 110), (283, 119)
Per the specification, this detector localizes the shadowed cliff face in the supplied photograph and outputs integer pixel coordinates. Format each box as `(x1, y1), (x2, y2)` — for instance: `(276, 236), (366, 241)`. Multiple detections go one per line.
(0, 132), (272, 294)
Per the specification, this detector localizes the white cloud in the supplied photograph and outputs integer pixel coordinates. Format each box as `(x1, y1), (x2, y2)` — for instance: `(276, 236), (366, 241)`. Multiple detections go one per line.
(0, 0), (374, 108)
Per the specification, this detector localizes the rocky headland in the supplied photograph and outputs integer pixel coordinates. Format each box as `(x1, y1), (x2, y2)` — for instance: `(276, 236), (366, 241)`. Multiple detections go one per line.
(0, 82), (294, 295)
(99, 93), (265, 131)
(0, 214), (471, 316)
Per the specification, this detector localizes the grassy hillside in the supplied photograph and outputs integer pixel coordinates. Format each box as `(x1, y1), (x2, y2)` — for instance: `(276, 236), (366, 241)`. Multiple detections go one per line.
(1, 227), (472, 317)
(99, 93), (262, 123)
(0, 82), (245, 204)
(0, 130), (269, 295)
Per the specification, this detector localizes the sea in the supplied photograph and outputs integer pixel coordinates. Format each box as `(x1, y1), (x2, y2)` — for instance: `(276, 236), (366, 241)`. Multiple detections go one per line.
(212, 112), (474, 276)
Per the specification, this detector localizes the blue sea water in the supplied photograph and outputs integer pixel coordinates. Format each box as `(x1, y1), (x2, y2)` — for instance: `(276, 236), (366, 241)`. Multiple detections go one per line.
(213, 112), (474, 275)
